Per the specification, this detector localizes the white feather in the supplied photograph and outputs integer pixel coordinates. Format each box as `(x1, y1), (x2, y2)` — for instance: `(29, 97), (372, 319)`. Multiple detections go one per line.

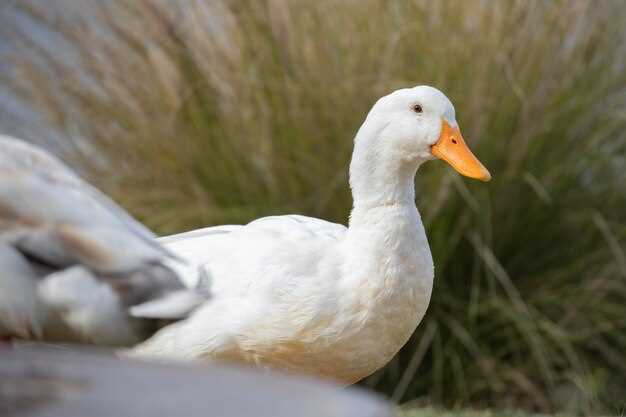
(0, 135), (203, 344)
(38, 266), (140, 345)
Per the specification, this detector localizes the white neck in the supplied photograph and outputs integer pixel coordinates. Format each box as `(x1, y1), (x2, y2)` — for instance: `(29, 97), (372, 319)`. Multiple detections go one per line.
(348, 117), (425, 214)
(338, 118), (434, 373)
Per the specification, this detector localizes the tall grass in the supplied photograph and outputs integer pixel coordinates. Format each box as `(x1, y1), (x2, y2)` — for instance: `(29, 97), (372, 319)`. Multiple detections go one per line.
(2, 0), (626, 413)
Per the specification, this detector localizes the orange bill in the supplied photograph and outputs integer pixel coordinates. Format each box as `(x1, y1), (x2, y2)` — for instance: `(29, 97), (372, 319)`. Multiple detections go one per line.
(431, 120), (491, 182)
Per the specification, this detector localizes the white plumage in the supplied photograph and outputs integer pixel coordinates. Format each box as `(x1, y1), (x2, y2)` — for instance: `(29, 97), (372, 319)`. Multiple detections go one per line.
(130, 86), (490, 383)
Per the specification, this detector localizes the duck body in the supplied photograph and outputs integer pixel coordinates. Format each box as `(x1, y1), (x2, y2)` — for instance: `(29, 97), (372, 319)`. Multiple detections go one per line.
(135, 204), (432, 383)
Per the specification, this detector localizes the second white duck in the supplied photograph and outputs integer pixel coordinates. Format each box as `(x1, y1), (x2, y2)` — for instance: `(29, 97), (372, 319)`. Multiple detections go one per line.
(132, 85), (491, 384)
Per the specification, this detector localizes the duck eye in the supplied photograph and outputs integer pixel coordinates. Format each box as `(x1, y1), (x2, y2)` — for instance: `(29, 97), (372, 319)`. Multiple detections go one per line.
(412, 104), (423, 113)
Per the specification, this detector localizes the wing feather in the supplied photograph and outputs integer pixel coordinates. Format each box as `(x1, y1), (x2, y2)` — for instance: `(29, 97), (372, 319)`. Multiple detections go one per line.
(0, 136), (206, 343)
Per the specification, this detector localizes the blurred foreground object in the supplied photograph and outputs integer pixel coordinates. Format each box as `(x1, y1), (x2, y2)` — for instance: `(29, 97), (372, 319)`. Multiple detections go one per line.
(0, 135), (207, 346)
(0, 345), (391, 417)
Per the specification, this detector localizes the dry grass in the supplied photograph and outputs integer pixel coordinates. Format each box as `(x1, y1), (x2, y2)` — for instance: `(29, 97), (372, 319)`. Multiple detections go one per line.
(1, 0), (626, 414)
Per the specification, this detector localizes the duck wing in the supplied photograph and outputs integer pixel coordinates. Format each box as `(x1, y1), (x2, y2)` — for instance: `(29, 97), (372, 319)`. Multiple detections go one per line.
(158, 214), (347, 300)
(0, 135), (206, 345)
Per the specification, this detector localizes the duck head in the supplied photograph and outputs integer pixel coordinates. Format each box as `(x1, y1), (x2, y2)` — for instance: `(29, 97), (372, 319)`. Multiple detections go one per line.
(356, 85), (491, 182)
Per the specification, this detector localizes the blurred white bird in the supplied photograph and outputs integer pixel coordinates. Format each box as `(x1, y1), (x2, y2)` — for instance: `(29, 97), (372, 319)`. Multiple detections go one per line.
(130, 86), (491, 384)
(0, 136), (207, 346)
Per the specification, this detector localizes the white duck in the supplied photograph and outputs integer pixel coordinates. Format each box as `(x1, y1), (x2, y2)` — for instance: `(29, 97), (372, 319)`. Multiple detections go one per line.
(0, 136), (206, 345)
(131, 86), (491, 384)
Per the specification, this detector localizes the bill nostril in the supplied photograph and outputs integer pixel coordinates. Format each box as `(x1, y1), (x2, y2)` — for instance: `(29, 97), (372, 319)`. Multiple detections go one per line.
(451, 138), (458, 144)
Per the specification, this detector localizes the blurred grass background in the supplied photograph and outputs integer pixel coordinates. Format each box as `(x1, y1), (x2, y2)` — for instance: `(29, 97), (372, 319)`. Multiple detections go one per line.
(1, 0), (625, 415)
(401, 407), (574, 417)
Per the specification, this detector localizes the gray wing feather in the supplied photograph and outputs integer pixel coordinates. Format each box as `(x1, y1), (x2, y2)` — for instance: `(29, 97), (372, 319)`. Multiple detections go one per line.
(0, 136), (177, 270)
(0, 136), (206, 344)
(0, 243), (43, 339)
